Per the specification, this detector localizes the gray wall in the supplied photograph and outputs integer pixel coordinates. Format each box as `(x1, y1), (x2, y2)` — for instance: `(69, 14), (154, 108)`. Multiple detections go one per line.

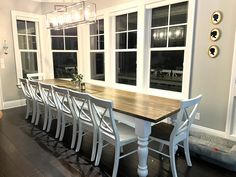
(1, 0), (236, 132)
(0, 0), (42, 101)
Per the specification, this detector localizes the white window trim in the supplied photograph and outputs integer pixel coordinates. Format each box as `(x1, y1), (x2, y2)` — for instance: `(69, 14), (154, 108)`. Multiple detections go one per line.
(11, 11), (45, 84)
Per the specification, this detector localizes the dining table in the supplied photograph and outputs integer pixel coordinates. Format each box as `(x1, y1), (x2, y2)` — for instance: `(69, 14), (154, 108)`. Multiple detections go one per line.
(42, 79), (181, 177)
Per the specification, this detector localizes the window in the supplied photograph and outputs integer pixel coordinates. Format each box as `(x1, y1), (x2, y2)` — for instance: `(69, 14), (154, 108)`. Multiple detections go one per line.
(115, 12), (137, 86)
(50, 27), (78, 78)
(90, 19), (105, 81)
(149, 2), (188, 92)
(16, 20), (40, 78)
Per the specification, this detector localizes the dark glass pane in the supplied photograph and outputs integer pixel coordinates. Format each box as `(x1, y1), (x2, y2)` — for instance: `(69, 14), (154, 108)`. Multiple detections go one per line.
(17, 20), (26, 34)
(27, 21), (36, 35)
(116, 14), (127, 32)
(18, 35), (27, 49)
(170, 2), (188, 25)
(65, 37), (78, 50)
(53, 52), (77, 78)
(90, 52), (105, 81)
(90, 36), (98, 50)
(28, 36), (37, 49)
(65, 27), (77, 36)
(116, 33), (127, 49)
(151, 28), (167, 47)
(90, 22), (98, 35)
(168, 25), (186, 47)
(99, 35), (104, 50)
(128, 32), (137, 49)
(99, 19), (104, 34)
(51, 37), (64, 50)
(51, 29), (63, 36)
(21, 52), (38, 78)
(150, 50), (184, 92)
(116, 52), (136, 85)
(128, 12), (137, 30)
(152, 6), (169, 27)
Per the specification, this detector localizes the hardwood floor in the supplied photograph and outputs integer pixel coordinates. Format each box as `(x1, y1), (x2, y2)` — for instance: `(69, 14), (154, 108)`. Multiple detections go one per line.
(0, 106), (235, 177)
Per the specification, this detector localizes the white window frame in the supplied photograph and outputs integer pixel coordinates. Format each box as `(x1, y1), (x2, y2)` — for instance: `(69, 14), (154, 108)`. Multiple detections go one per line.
(145, 0), (196, 99)
(11, 11), (44, 84)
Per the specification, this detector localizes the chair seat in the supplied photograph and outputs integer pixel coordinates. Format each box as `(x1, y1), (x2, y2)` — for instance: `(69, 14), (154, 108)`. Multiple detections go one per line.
(117, 122), (137, 143)
(151, 122), (174, 141)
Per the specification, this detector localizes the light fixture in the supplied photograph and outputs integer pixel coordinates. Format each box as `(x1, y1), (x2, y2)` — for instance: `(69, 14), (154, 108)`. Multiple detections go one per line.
(46, 1), (96, 30)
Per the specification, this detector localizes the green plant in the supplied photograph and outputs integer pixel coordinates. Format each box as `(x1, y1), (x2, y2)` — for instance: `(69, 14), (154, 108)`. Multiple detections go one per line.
(71, 73), (83, 84)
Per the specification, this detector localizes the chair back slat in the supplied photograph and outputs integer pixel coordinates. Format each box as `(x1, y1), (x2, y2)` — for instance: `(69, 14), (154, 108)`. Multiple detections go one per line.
(28, 80), (42, 102)
(171, 95), (202, 141)
(19, 78), (32, 99)
(90, 95), (119, 141)
(39, 83), (55, 107)
(52, 86), (70, 113)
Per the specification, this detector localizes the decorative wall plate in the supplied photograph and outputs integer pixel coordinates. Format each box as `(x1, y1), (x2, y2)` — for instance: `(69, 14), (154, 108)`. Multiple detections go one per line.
(211, 11), (223, 25)
(208, 45), (219, 58)
(210, 28), (221, 41)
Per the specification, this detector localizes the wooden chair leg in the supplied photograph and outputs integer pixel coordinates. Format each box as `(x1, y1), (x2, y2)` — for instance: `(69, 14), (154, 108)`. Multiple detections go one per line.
(91, 129), (98, 161)
(170, 145), (178, 177)
(59, 114), (66, 141)
(95, 135), (103, 166)
(71, 119), (77, 149)
(55, 111), (61, 139)
(43, 106), (48, 131)
(112, 144), (121, 177)
(184, 138), (192, 166)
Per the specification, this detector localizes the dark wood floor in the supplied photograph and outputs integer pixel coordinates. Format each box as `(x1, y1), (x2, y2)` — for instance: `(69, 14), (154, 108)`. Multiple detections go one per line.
(0, 106), (235, 177)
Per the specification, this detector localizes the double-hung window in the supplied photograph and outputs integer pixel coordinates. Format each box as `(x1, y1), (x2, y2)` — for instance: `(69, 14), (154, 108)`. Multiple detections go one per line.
(115, 12), (137, 86)
(148, 1), (189, 94)
(50, 27), (78, 78)
(90, 19), (105, 81)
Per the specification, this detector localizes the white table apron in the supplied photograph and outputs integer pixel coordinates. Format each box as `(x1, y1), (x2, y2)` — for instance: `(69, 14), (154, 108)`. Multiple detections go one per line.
(135, 118), (152, 177)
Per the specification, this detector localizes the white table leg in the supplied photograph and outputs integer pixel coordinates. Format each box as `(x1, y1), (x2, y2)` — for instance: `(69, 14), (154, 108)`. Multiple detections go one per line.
(135, 119), (151, 177)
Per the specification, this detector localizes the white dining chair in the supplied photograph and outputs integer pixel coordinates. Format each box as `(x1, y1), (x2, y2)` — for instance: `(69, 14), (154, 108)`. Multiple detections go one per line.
(52, 86), (72, 141)
(68, 90), (98, 160)
(28, 80), (45, 125)
(27, 73), (45, 80)
(149, 94), (202, 177)
(90, 95), (137, 177)
(19, 78), (35, 120)
(38, 82), (57, 131)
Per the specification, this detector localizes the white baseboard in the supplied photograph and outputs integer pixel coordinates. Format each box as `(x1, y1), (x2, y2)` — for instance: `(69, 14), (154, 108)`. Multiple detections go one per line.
(3, 99), (26, 109)
(191, 124), (226, 138)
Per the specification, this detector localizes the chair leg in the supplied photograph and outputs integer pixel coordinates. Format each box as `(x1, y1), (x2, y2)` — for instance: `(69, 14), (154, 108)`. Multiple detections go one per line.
(75, 126), (83, 152)
(25, 100), (31, 119)
(112, 143), (121, 177)
(55, 111), (61, 139)
(71, 119), (77, 149)
(159, 143), (164, 151)
(31, 101), (37, 124)
(43, 106), (48, 131)
(35, 104), (41, 125)
(95, 134), (103, 166)
(183, 138), (192, 167)
(91, 129), (98, 161)
(59, 113), (65, 141)
(170, 145), (178, 177)
(47, 109), (53, 132)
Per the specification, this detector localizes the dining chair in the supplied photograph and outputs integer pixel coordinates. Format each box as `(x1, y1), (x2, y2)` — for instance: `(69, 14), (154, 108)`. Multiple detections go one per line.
(149, 94), (202, 177)
(38, 82), (57, 131)
(67, 90), (98, 160)
(90, 95), (137, 177)
(27, 80), (45, 125)
(19, 78), (35, 120)
(52, 86), (72, 141)
(27, 73), (45, 80)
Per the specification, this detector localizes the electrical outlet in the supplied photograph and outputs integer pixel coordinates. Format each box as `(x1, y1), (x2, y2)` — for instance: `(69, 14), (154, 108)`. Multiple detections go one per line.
(195, 112), (200, 120)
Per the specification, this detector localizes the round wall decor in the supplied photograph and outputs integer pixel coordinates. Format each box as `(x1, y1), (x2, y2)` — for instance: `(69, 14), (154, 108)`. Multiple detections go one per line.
(208, 45), (219, 58)
(211, 11), (223, 25)
(210, 28), (221, 41)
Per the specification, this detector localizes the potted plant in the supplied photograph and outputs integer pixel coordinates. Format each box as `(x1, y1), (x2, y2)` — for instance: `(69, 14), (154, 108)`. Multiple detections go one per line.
(71, 73), (83, 87)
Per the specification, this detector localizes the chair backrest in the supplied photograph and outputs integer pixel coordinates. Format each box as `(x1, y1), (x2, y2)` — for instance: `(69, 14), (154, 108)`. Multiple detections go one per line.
(27, 73), (45, 80)
(28, 80), (42, 102)
(170, 95), (202, 142)
(39, 82), (55, 107)
(68, 90), (95, 126)
(89, 95), (119, 141)
(52, 86), (70, 113)
(19, 78), (32, 99)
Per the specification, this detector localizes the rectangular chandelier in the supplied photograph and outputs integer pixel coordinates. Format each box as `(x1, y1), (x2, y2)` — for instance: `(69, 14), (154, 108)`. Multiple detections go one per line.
(46, 1), (96, 29)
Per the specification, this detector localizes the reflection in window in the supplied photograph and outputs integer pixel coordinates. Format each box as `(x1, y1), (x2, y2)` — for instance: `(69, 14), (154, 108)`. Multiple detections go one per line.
(115, 12), (137, 85)
(149, 2), (188, 92)
(21, 52), (38, 78)
(90, 19), (105, 81)
(150, 51), (184, 92)
(53, 52), (77, 78)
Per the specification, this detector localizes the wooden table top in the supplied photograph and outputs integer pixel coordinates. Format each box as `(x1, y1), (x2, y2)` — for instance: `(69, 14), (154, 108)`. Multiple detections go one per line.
(42, 79), (181, 123)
